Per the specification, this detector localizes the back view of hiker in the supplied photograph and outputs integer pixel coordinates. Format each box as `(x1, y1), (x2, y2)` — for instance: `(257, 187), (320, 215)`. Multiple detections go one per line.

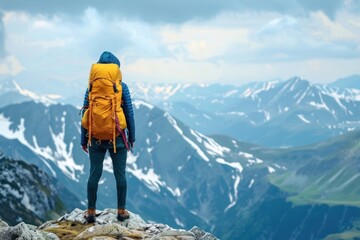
(81, 51), (135, 223)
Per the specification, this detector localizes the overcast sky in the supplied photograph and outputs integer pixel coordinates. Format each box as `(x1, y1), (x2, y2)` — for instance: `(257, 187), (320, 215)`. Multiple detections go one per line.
(0, 0), (360, 95)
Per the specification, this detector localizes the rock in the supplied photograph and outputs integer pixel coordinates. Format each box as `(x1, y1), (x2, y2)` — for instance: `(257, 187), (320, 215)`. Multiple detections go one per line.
(145, 223), (172, 235)
(38, 231), (60, 240)
(55, 208), (147, 229)
(74, 223), (144, 239)
(190, 226), (218, 240)
(1, 209), (218, 240)
(58, 208), (87, 224)
(25, 224), (60, 240)
(0, 222), (46, 240)
(0, 218), (9, 228)
(198, 233), (218, 240)
(38, 220), (58, 230)
(92, 237), (118, 240)
(95, 208), (147, 229)
(151, 229), (195, 240)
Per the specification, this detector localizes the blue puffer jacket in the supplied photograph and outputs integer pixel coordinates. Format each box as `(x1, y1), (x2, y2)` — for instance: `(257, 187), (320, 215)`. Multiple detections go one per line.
(80, 51), (135, 146)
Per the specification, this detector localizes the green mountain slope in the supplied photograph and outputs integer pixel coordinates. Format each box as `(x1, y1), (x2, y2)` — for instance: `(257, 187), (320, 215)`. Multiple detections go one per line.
(212, 131), (360, 239)
(268, 130), (360, 207)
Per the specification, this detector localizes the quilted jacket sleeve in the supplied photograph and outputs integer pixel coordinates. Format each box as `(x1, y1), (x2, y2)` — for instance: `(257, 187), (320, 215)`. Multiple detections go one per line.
(122, 82), (136, 143)
(80, 89), (89, 146)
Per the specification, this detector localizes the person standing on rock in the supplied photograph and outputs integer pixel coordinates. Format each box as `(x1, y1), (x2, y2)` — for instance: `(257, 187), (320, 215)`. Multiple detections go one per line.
(80, 51), (135, 223)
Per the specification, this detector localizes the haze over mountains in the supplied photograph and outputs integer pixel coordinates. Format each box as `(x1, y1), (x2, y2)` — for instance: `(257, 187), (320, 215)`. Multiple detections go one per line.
(2, 75), (360, 147)
(0, 75), (359, 239)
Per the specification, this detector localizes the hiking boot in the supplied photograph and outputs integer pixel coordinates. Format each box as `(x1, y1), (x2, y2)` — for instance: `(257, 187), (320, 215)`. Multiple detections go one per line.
(85, 209), (96, 223)
(117, 209), (130, 221)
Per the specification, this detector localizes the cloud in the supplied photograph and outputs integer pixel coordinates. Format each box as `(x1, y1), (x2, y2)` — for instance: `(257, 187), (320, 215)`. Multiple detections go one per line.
(124, 56), (360, 85)
(297, 0), (343, 19)
(159, 24), (250, 61)
(0, 0), (349, 23)
(0, 12), (5, 58)
(0, 55), (24, 75)
(0, 1), (359, 93)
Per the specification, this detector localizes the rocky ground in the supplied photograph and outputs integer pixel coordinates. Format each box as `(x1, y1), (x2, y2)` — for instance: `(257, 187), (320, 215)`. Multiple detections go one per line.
(0, 208), (218, 240)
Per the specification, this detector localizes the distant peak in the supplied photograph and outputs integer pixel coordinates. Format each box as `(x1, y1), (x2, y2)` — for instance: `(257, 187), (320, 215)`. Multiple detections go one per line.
(329, 75), (360, 89)
(288, 76), (308, 83)
(133, 99), (155, 110)
(12, 80), (56, 106)
(284, 77), (311, 90)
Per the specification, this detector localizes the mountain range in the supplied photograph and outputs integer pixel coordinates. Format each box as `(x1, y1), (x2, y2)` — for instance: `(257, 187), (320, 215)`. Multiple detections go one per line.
(127, 76), (360, 147)
(0, 97), (360, 239)
(2, 75), (360, 147)
(0, 76), (360, 239)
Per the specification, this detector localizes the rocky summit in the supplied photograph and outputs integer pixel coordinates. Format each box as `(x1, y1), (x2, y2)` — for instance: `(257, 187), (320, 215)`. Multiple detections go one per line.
(0, 208), (218, 240)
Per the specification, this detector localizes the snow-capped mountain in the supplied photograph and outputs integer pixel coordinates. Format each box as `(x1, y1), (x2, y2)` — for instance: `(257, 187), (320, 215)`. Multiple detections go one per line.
(128, 77), (360, 147)
(0, 154), (70, 226)
(0, 78), (60, 108)
(1, 99), (360, 239)
(0, 100), (276, 233)
(4, 76), (359, 147)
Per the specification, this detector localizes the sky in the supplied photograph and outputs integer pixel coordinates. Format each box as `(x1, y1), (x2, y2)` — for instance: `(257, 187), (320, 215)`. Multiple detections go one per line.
(0, 0), (360, 95)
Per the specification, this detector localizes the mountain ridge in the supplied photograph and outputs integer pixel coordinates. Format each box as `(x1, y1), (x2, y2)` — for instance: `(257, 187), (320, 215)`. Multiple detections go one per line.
(1, 95), (360, 239)
(0, 154), (70, 226)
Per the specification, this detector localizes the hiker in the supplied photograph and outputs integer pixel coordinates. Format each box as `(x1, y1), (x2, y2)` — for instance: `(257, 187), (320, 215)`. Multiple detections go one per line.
(80, 51), (135, 223)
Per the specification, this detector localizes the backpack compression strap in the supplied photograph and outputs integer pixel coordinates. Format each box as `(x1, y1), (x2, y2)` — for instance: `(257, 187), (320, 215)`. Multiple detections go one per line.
(87, 92), (93, 147)
(111, 97), (117, 153)
(112, 96), (130, 153)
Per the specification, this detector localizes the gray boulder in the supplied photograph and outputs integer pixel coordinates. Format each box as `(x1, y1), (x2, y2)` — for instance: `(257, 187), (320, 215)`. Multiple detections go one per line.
(190, 226), (218, 240)
(0, 222), (45, 240)
(0, 218), (9, 228)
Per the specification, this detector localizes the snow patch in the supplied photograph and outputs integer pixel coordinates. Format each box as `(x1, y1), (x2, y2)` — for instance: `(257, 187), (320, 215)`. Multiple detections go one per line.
(247, 158), (263, 165)
(225, 175), (240, 212)
(0, 115), (57, 176)
(103, 155), (113, 173)
(133, 99), (154, 110)
(297, 114), (311, 124)
(248, 179), (255, 188)
(0, 113), (83, 181)
(13, 80), (55, 106)
(49, 118), (83, 181)
(165, 113), (209, 162)
(167, 187), (181, 197)
(224, 89), (239, 97)
(127, 166), (164, 192)
(155, 133), (161, 142)
(175, 218), (185, 228)
(216, 158), (243, 173)
(127, 154), (180, 196)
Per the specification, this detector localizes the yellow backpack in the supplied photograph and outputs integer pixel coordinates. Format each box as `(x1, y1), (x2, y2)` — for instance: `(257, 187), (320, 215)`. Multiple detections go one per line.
(81, 63), (127, 152)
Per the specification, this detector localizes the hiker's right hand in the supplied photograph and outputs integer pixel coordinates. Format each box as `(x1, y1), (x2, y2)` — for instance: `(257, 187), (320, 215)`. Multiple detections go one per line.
(82, 145), (88, 153)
